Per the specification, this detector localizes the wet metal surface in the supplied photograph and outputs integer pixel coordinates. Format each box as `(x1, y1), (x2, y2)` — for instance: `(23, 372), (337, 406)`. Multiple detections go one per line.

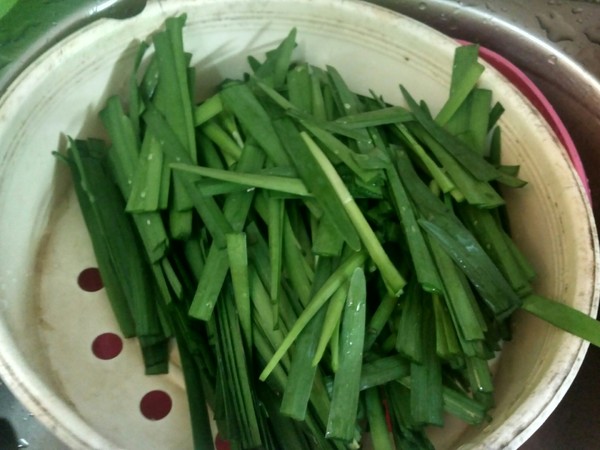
(0, 378), (65, 449)
(2, 0), (600, 448)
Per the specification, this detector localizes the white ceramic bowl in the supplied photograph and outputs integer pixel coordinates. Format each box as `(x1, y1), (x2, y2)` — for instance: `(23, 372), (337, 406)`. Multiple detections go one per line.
(0, 1), (597, 449)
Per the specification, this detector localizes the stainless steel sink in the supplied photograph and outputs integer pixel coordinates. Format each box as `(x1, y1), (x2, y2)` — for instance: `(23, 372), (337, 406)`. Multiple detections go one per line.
(2, 1), (600, 448)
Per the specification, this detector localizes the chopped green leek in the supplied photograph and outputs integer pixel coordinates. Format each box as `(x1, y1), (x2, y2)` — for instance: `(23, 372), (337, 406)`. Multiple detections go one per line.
(56, 22), (600, 450)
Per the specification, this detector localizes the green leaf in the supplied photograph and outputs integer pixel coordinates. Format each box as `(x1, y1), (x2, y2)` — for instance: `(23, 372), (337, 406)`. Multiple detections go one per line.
(326, 268), (367, 441)
(435, 44), (485, 126)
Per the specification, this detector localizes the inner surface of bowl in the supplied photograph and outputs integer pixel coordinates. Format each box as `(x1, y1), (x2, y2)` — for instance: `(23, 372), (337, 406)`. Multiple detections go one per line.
(0, 1), (597, 449)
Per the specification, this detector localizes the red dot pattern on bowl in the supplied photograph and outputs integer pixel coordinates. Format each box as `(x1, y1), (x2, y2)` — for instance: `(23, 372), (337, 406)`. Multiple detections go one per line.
(77, 267), (104, 292)
(140, 390), (173, 420)
(91, 333), (123, 360)
(77, 266), (222, 440)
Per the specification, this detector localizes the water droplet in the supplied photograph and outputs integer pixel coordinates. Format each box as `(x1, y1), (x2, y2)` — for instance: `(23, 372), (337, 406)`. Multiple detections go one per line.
(127, 178), (132, 185)
(536, 11), (576, 42)
(140, 191), (147, 198)
(147, 153), (154, 161)
(343, 103), (351, 110)
(584, 25), (600, 45)
(465, 244), (477, 253)
(572, 7), (584, 14)
(418, 2), (427, 10)
(547, 54), (558, 65)
(17, 439), (29, 448)
(146, 219), (152, 226)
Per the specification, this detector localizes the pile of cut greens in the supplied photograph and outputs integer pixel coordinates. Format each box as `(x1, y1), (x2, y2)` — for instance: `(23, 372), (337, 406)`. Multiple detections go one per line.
(55, 15), (600, 450)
